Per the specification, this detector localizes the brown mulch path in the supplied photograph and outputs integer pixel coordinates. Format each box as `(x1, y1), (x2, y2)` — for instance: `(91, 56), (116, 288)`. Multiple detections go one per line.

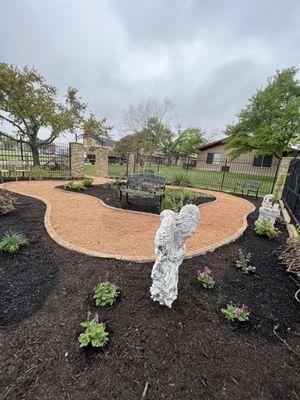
(2, 179), (255, 261)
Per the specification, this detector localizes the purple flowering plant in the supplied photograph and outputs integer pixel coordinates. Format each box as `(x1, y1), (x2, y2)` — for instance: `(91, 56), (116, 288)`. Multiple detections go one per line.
(93, 281), (119, 307)
(221, 302), (250, 322)
(78, 312), (109, 348)
(236, 250), (256, 274)
(197, 266), (215, 289)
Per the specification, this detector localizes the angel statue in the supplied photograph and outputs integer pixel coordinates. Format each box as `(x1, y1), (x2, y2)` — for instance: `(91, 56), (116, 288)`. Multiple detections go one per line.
(150, 204), (200, 308)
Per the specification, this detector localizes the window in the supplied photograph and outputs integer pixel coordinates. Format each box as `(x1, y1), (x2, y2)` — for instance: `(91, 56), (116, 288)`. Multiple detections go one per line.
(206, 152), (221, 165)
(253, 155), (273, 168)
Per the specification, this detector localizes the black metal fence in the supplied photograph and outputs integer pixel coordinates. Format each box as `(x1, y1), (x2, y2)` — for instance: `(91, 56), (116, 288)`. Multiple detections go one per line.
(282, 158), (300, 228)
(132, 156), (279, 196)
(0, 134), (70, 181)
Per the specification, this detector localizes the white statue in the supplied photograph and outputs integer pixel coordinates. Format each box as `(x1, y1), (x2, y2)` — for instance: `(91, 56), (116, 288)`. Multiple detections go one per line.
(150, 204), (200, 308)
(257, 194), (280, 226)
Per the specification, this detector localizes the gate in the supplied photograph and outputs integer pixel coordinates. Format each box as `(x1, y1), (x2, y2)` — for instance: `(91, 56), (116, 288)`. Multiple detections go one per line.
(282, 158), (300, 228)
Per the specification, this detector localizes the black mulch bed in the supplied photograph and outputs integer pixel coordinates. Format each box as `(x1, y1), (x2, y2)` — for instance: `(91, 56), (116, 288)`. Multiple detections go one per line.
(0, 191), (299, 400)
(57, 184), (216, 214)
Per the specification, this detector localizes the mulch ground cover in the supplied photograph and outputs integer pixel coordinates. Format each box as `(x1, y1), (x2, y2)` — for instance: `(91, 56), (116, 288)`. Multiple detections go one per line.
(0, 189), (299, 400)
(59, 183), (215, 214)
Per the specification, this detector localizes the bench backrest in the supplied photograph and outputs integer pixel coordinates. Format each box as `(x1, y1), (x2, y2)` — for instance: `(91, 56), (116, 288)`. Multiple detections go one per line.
(243, 180), (262, 190)
(127, 173), (166, 190)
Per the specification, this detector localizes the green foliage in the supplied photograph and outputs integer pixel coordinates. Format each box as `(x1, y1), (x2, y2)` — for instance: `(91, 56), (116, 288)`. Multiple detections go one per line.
(197, 266), (215, 289)
(82, 178), (93, 187)
(0, 231), (28, 253)
(221, 303), (250, 322)
(64, 181), (86, 192)
(78, 315), (109, 348)
(93, 281), (118, 307)
(161, 188), (211, 212)
(171, 173), (192, 187)
(236, 250), (256, 274)
(254, 218), (280, 239)
(225, 67), (300, 159)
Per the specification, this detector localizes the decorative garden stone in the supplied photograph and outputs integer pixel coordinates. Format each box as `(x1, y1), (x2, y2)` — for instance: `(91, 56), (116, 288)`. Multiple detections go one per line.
(150, 204), (200, 308)
(257, 194), (280, 226)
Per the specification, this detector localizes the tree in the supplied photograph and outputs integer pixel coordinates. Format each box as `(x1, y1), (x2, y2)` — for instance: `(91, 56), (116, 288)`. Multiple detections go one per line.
(122, 97), (174, 134)
(225, 67), (300, 159)
(176, 127), (206, 161)
(0, 64), (111, 165)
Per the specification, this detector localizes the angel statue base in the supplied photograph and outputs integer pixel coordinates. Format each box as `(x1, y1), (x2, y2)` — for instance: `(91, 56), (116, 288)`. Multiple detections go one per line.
(150, 204), (200, 308)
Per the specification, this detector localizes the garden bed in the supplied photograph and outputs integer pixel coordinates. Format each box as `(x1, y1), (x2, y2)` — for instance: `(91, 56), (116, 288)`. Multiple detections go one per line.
(0, 191), (299, 399)
(58, 183), (216, 214)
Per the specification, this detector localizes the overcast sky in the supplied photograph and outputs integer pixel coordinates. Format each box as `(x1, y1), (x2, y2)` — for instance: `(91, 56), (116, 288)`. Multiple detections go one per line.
(1, 0), (300, 140)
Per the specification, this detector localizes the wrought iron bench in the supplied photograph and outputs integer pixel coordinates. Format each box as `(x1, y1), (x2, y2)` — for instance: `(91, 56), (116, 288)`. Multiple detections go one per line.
(0, 163), (31, 182)
(233, 180), (262, 199)
(120, 173), (167, 208)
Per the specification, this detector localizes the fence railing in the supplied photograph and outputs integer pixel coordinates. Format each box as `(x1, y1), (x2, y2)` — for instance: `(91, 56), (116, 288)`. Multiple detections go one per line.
(282, 158), (300, 228)
(0, 135), (70, 181)
(130, 157), (279, 196)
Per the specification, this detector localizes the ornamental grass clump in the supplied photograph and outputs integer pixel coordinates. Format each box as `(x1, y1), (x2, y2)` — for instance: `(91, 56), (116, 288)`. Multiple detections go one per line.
(221, 303), (250, 322)
(236, 250), (256, 274)
(197, 266), (215, 289)
(93, 281), (118, 307)
(0, 231), (28, 253)
(78, 312), (109, 348)
(254, 218), (280, 239)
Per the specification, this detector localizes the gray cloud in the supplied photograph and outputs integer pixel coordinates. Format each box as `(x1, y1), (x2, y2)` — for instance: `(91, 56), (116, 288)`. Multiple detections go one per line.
(1, 0), (300, 140)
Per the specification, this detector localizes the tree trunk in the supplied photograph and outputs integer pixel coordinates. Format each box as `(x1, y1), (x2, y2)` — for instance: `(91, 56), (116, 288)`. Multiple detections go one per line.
(30, 144), (40, 166)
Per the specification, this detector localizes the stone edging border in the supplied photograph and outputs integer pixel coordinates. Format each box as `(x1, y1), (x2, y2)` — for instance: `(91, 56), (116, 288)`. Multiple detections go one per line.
(279, 200), (299, 242)
(1, 182), (255, 263)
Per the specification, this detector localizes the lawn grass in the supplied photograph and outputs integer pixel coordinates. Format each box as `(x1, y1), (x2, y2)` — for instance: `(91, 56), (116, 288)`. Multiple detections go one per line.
(85, 164), (275, 196)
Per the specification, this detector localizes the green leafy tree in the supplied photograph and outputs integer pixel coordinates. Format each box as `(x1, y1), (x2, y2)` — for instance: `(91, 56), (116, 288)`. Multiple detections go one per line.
(0, 64), (111, 165)
(175, 127), (205, 162)
(225, 67), (300, 159)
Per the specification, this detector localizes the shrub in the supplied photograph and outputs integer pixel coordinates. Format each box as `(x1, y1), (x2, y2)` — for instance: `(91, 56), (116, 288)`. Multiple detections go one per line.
(254, 218), (280, 239)
(93, 281), (118, 307)
(82, 178), (93, 187)
(197, 266), (215, 289)
(221, 303), (250, 322)
(78, 312), (109, 348)
(161, 188), (205, 212)
(0, 231), (28, 253)
(64, 181), (86, 192)
(171, 173), (192, 187)
(0, 190), (16, 215)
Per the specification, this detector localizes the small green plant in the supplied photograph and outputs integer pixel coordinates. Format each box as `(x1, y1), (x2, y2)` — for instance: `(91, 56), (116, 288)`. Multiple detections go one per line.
(82, 178), (94, 187)
(197, 266), (215, 289)
(171, 173), (192, 187)
(93, 281), (118, 307)
(64, 181), (86, 192)
(78, 312), (109, 348)
(0, 231), (28, 253)
(221, 303), (250, 322)
(254, 218), (280, 239)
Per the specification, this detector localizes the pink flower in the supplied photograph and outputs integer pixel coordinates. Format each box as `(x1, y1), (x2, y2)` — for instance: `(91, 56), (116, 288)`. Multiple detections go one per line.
(94, 313), (99, 323)
(87, 311), (92, 320)
(234, 308), (241, 315)
(204, 266), (212, 275)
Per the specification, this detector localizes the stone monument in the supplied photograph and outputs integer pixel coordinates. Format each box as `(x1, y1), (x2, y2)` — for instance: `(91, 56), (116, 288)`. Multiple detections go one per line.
(150, 204), (200, 308)
(256, 194), (280, 226)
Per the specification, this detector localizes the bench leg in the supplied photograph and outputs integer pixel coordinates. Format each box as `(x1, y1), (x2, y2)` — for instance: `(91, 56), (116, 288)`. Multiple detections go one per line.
(126, 193), (129, 204)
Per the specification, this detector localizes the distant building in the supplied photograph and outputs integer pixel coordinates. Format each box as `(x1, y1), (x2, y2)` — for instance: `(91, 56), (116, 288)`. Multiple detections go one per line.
(196, 138), (281, 176)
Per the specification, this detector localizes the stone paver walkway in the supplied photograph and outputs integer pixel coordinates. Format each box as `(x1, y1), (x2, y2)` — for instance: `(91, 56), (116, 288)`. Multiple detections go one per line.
(2, 179), (255, 262)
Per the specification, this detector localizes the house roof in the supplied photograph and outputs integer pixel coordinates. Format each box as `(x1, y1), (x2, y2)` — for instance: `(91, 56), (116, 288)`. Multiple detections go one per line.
(198, 138), (228, 151)
(94, 138), (116, 147)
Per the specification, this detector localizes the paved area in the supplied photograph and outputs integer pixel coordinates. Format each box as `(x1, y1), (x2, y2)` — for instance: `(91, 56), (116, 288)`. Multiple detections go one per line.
(2, 179), (255, 262)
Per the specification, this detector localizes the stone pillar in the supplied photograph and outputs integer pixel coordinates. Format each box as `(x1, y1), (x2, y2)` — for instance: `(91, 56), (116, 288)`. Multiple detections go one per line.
(94, 147), (108, 177)
(69, 142), (84, 178)
(127, 153), (135, 175)
(273, 157), (293, 200)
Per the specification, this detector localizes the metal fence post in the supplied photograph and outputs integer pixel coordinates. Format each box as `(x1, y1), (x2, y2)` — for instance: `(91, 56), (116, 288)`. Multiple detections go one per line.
(221, 159), (228, 190)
